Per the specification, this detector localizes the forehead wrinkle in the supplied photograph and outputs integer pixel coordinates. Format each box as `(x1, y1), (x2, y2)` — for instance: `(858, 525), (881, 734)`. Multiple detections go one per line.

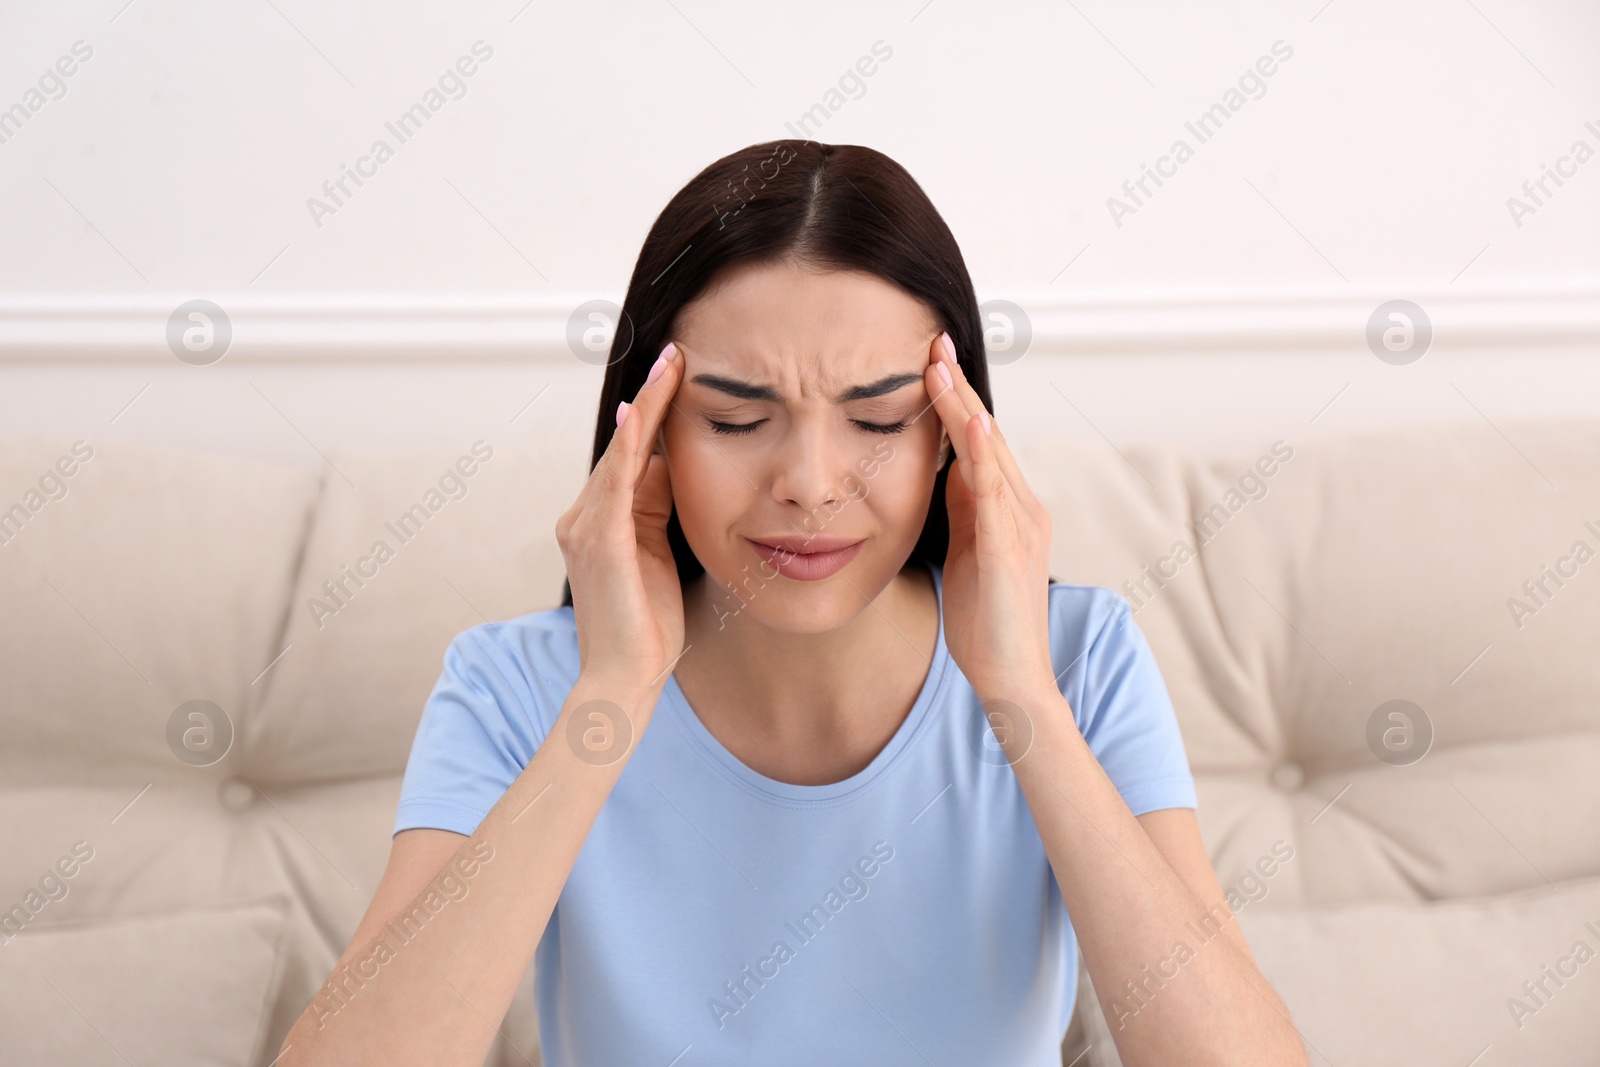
(682, 327), (930, 407)
(687, 369), (924, 406)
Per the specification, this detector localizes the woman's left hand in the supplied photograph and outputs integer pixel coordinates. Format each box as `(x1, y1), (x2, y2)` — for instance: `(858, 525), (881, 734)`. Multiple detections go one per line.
(924, 330), (1058, 704)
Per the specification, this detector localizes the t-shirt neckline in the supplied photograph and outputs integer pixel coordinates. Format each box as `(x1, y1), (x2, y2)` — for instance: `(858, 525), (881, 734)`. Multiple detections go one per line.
(663, 561), (951, 806)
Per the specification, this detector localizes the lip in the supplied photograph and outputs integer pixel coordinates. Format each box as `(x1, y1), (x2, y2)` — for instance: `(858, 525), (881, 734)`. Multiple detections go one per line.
(745, 536), (865, 581)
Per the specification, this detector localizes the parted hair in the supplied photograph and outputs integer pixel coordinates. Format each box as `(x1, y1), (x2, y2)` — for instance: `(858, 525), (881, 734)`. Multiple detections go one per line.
(560, 140), (995, 609)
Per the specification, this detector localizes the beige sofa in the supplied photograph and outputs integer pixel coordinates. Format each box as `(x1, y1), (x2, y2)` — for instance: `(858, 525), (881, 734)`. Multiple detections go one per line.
(1, 418), (1596, 1066)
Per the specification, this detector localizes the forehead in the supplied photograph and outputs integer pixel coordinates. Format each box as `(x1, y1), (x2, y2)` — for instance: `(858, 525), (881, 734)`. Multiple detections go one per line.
(673, 261), (937, 395)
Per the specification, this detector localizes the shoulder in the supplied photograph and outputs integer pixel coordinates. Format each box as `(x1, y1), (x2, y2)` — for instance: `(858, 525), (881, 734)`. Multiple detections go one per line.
(444, 603), (578, 667)
(1044, 581), (1196, 811)
(435, 605), (581, 727)
(1044, 581), (1164, 727)
(396, 606), (579, 834)
(1046, 580), (1134, 660)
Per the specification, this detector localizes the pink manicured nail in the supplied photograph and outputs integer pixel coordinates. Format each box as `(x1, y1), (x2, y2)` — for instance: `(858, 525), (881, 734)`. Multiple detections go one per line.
(940, 332), (957, 363)
(936, 361), (952, 387)
(616, 400), (630, 427)
(979, 411), (991, 436)
(646, 353), (666, 383)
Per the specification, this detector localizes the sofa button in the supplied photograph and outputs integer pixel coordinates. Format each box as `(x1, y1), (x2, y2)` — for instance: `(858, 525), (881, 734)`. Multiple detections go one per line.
(218, 776), (257, 812)
(1268, 760), (1305, 791)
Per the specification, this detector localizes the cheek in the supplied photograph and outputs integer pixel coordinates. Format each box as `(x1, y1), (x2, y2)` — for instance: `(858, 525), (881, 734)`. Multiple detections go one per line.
(662, 425), (743, 530)
(851, 441), (935, 515)
(661, 421), (937, 521)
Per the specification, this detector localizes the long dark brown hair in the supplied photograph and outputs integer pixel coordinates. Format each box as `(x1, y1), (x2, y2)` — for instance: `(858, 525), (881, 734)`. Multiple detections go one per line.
(559, 140), (995, 609)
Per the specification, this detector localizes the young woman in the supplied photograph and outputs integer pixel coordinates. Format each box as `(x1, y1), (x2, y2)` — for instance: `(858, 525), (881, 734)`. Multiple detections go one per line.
(282, 141), (1305, 1066)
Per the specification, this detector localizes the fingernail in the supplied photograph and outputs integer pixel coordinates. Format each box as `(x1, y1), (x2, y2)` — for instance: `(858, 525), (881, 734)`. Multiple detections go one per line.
(940, 332), (956, 363)
(661, 341), (678, 361)
(979, 411), (991, 436)
(616, 399), (630, 428)
(646, 353), (666, 384)
(936, 361), (952, 388)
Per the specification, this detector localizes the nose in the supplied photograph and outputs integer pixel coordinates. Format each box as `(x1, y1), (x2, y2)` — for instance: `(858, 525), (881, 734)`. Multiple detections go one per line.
(767, 418), (854, 514)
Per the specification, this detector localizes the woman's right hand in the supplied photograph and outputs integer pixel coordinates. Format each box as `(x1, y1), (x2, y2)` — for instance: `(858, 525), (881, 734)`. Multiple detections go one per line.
(556, 341), (686, 692)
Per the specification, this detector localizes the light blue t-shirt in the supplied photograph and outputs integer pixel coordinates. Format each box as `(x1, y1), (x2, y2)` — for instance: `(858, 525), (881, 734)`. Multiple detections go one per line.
(393, 562), (1197, 1066)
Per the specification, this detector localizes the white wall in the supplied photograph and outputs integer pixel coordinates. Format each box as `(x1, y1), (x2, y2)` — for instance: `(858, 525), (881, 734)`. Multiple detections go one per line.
(2, 0), (1597, 468)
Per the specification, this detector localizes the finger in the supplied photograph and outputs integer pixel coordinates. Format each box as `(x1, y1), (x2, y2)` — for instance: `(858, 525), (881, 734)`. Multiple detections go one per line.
(591, 341), (682, 526)
(633, 450), (674, 531)
(605, 342), (678, 498)
(924, 335), (979, 488)
(965, 407), (1017, 560)
(978, 412), (1040, 513)
(628, 341), (684, 489)
(931, 332), (1041, 512)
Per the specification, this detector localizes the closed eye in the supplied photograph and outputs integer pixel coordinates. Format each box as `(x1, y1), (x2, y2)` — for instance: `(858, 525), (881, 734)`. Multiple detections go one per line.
(854, 418), (909, 435)
(707, 418), (909, 437)
(706, 419), (762, 436)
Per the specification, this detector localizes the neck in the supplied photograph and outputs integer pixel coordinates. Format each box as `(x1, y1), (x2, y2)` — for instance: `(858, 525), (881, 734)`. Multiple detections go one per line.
(677, 562), (937, 749)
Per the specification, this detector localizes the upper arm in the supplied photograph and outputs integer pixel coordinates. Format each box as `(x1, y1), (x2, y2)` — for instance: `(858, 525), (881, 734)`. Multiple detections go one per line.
(1135, 807), (1257, 968)
(347, 625), (531, 974)
(331, 624), (547, 980)
(329, 828), (469, 976)
(1067, 590), (1199, 813)
(393, 625), (553, 839)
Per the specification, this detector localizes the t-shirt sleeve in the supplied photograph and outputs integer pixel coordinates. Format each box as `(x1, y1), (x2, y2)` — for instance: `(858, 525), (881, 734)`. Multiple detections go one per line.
(392, 623), (553, 838)
(1068, 590), (1198, 815)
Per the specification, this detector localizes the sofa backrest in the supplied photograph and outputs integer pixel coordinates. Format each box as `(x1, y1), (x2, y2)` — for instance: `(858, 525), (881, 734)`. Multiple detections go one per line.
(3, 418), (1597, 1062)
(1016, 418), (1600, 908)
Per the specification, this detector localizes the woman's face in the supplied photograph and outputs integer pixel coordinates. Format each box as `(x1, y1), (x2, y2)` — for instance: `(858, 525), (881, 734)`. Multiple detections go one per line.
(660, 258), (947, 633)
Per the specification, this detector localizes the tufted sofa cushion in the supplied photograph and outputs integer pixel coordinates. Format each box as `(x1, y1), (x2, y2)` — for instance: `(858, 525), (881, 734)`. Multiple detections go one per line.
(0, 436), (334, 1062)
(2, 419), (1597, 1066)
(246, 439), (583, 785)
(1014, 420), (1600, 908)
(0, 897), (291, 1065)
(1016, 418), (1600, 1065)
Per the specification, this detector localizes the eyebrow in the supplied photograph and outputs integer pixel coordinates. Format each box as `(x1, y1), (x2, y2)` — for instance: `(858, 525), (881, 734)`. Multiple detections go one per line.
(688, 371), (924, 405)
